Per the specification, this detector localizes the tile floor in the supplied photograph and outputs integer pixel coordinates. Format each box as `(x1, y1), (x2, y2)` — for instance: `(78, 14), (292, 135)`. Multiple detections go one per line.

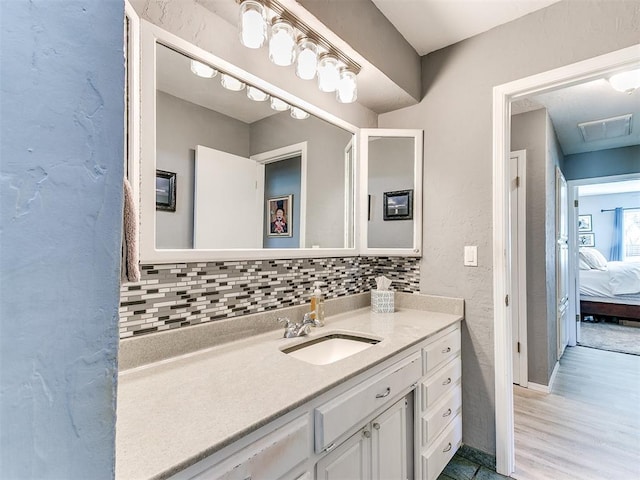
(438, 445), (513, 480)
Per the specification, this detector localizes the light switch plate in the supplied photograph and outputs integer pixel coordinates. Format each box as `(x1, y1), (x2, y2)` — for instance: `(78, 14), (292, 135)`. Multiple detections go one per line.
(464, 246), (478, 267)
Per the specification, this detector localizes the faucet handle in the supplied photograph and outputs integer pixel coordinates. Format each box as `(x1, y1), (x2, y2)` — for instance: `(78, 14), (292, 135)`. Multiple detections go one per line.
(278, 317), (291, 328)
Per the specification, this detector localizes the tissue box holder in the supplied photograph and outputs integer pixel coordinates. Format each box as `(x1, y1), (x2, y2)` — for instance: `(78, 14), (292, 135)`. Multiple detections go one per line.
(371, 290), (394, 313)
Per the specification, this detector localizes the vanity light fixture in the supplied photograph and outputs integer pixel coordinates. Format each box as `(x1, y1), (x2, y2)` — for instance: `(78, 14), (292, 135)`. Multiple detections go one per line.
(239, 0), (267, 49)
(269, 18), (296, 67)
(317, 54), (341, 93)
(270, 97), (290, 111)
(295, 37), (318, 80)
(235, 0), (360, 104)
(220, 73), (246, 91)
(190, 59), (217, 78)
(608, 68), (640, 94)
(247, 86), (270, 101)
(336, 68), (357, 103)
(290, 106), (309, 120)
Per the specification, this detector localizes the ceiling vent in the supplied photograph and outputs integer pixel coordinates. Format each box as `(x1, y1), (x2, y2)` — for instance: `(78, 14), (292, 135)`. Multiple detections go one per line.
(578, 113), (632, 142)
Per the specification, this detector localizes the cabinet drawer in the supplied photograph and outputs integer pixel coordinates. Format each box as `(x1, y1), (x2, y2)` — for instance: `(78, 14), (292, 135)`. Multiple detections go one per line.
(421, 387), (461, 447)
(420, 415), (462, 480)
(194, 416), (309, 480)
(315, 352), (421, 452)
(420, 358), (461, 411)
(422, 328), (460, 374)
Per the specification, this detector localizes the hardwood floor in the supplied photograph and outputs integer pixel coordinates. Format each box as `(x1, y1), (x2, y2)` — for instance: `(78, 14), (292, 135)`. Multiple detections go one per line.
(513, 346), (640, 480)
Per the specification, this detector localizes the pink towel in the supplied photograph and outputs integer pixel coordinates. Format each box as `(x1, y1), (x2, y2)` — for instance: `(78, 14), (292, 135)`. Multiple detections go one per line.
(122, 177), (141, 283)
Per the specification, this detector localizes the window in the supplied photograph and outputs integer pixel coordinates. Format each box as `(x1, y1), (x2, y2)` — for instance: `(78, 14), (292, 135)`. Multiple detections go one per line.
(623, 208), (640, 262)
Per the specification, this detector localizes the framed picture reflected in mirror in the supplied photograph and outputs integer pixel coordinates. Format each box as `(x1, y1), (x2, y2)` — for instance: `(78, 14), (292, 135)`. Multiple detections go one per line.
(383, 189), (413, 221)
(156, 170), (176, 212)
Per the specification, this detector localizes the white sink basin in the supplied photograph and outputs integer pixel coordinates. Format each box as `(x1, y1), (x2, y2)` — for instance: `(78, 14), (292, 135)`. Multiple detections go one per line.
(282, 333), (381, 365)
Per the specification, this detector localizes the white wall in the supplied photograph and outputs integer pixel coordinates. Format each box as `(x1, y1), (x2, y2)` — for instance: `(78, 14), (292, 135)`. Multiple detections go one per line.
(379, 0), (639, 454)
(579, 192), (640, 260)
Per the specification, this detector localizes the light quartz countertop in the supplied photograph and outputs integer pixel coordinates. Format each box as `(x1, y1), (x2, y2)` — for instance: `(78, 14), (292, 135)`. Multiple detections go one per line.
(116, 304), (463, 479)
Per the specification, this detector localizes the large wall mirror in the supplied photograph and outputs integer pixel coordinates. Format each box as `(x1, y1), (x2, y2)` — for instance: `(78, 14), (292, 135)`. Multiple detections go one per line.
(359, 129), (423, 256)
(139, 21), (357, 262)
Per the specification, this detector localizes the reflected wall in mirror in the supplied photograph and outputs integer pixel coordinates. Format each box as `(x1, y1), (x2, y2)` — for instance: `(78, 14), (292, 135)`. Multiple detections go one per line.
(154, 43), (355, 250)
(367, 136), (415, 248)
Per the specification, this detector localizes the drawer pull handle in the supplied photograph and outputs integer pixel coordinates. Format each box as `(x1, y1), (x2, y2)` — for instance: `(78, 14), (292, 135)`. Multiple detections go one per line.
(376, 387), (391, 399)
(363, 429), (371, 439)
(443, 442), (452, 453)
(442, 346), (452, 353)
(324, 443), (336, 453)
(442, 377), (452, 386)
(442, 408), (452, 417)
(373, 422), (380, 430)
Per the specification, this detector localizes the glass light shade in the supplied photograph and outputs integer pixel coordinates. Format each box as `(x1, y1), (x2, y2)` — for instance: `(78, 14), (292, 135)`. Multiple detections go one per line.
(246, 86), (269, 101)
(239, 0), (267, 49)
(190, 60), (217, 78)
(220, 73), (245, 92)
(270, 97), (290, 111)
(336, 69), (357, 103)
(317, 54), (340, 93)
(295, 37), (318, 80)
(609, 68), (640, 93)
(290, 107), (309, 120)
(269, 19), (296, 67)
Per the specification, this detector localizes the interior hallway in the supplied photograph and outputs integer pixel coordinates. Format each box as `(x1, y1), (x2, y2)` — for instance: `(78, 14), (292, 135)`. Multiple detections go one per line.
(513, 346), (640, 479)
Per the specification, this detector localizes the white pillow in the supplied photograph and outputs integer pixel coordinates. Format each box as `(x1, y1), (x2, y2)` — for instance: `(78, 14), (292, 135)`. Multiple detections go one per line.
(579, 257), (592, 270)
(579, 247), (608, 270)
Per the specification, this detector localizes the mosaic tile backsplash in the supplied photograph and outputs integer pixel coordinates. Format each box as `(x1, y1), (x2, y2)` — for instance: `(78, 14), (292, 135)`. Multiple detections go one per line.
(119, 256), (420, 338)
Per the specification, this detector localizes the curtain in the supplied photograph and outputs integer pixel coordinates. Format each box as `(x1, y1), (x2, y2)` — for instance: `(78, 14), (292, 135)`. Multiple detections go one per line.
(610, 207), (624, 261)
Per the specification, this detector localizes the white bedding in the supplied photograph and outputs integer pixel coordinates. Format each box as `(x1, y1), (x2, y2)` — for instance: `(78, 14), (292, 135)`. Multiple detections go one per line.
(580, 261), (640, 298)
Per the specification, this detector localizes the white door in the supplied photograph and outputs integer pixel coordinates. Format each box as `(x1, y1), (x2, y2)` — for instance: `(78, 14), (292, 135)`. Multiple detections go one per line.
(193, 145), (263, 249)
(510, 151), (527, 386)
(316, 427), (370, 480)
(371, 398), (408, 480)
(556, 167), (570, 358)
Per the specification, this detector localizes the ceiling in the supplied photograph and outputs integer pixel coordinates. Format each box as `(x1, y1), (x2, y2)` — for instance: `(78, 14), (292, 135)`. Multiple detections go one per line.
(371, 0), (561, 55)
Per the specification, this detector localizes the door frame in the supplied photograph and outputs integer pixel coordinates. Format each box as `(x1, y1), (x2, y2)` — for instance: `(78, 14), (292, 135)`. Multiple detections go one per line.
(492, 44), (640, 476)
(251, 142), (308, 249)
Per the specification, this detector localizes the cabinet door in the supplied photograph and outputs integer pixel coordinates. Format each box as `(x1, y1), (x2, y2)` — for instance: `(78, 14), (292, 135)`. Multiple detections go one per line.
(316, 428), (371, 480)
(371, 397), (408, 480)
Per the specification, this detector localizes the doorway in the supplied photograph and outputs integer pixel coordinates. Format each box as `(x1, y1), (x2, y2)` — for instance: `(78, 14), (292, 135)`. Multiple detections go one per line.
(492, 44), (640, 476)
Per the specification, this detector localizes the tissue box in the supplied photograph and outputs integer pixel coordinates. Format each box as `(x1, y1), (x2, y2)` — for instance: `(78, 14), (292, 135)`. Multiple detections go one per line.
(371, 290), (394, 313)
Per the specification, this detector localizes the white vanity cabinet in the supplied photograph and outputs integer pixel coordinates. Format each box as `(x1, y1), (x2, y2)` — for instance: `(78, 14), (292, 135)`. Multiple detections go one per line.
(170, 322), (461, 480)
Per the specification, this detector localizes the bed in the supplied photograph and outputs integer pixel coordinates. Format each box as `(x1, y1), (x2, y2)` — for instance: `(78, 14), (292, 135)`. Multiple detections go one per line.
(579, 253), (640, 321)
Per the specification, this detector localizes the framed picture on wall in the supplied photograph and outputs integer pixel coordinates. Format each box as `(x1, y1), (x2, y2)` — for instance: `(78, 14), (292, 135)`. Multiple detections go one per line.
(383, 190), (413, 220)
(156, 170), (176, 212)
(578, 233), (595, 247)
(267, 195), (293, 237)
(578, 214), (592, 232)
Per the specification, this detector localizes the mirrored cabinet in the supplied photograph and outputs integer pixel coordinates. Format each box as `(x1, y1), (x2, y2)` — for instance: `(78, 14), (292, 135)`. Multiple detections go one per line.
(137, 21), (422, 263)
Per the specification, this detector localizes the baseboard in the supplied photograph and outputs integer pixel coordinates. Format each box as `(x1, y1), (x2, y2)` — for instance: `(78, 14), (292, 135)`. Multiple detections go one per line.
(527, 361), (560, 393)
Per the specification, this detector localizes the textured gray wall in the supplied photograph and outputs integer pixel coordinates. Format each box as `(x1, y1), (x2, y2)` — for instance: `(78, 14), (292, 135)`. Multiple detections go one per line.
(250, 113), (353, 248)
(379, 0), (639, 454)
(156, 91), (250, 249)
(564, 145), (640, 180)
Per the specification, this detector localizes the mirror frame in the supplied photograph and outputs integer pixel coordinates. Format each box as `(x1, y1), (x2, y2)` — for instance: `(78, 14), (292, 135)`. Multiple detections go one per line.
(138, 21), (360, 263)
(359, 128), (423, 257)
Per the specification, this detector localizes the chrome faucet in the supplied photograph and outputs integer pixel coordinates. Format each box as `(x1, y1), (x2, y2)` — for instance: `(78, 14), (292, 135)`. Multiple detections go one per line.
(301, 311), (322, 328)
(279, 317), (311, 338)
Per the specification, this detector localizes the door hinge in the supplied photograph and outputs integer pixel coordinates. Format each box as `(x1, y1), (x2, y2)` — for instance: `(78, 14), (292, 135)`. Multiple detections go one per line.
(505, 294), (509, 307)
(517, 342), (520, 353)
(574, 199), (579, 208)
(576, 314), (580, 323)
(516, 176), (520, 187)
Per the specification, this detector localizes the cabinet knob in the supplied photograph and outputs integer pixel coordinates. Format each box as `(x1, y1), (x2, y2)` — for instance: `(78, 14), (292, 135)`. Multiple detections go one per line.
(442, 377), (452, 386)
(373, 422), (380, 430)
(442, 346), (451, 353)
(363, 429), (371, 438)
